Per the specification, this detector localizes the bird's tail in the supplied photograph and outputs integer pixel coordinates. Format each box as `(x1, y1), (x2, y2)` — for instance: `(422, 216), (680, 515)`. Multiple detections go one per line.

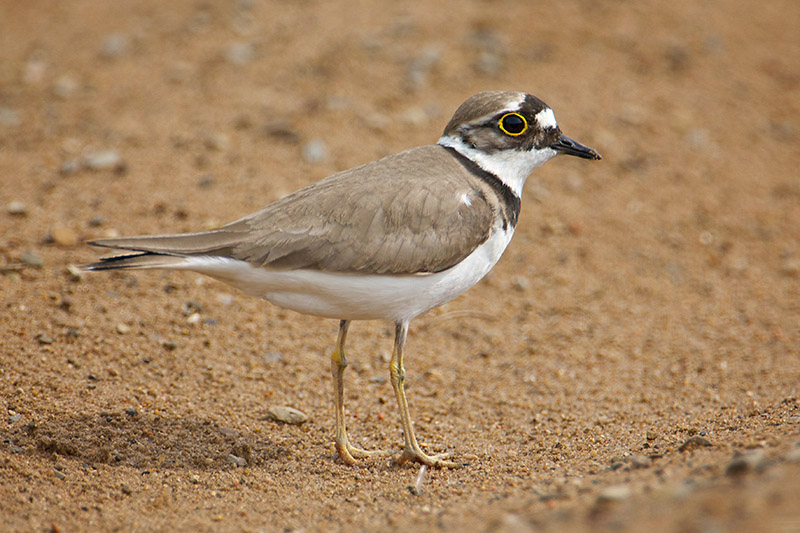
(82, 230), (243, 271)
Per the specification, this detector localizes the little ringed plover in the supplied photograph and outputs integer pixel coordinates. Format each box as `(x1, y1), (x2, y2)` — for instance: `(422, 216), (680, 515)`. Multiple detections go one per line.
(84, 90), (601, 467)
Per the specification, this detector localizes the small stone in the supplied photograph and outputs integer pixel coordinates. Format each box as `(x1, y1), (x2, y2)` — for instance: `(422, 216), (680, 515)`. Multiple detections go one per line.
(83, 149), (125, 172)
(100, 33), (131, 58)
(60, 159), (81, 175)
(267, 405), (308, 425)
(226, 454), (246, 467)
(189, 474), (201, 484)
(216, 293), (234, 306)
(181, 301), (203, 316)
(725, 448), (767, 476)
(23, 52), (47, 84)
(7, 201), (27, 216)
(678, 435), (712, 452)
(781, 258), (800, 278)
(197, 174), (215, 189)
(302, 139), (327, 164)
(53, 74), (79, 99)
(121, 485), (132, 495)
(162, 340), (178, 351)
(406, 45), (443, 90)
(203, 133), (229, 151)
(511, 276), (530, 292)
(625, 454), (651, 470)
(115, 323), (131, 335)
(9, 414), (21, 423)
(54, 470), (66, 481)
(225, 42), (256, 65)
(596, 485), (631, 503)
(263, 351), (282, 364)
(262, 119), (301, 143)
(20, 251), (44, 267)
(786, 445), (800, 463)
(49, 224), (79, 247)
(646, 430), (659, 441)
(65, 264), (84, 282)
(125, 408), (138, 417)
(187, 313), (201, 325)
(36, 334), (53, 345)
(0, 108), (22, 127)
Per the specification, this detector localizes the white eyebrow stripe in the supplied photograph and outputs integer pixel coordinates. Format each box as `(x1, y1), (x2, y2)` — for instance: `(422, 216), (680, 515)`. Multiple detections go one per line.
(535, 108), (557, 129)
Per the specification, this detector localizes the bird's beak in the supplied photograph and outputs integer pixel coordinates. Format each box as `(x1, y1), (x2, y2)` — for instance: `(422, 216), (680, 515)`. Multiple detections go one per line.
(550, 134), (602, 160)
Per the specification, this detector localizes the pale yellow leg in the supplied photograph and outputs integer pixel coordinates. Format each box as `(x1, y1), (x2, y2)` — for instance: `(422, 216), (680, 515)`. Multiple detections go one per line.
(331, 320), (390, 464)
(390, 320), (460, 468)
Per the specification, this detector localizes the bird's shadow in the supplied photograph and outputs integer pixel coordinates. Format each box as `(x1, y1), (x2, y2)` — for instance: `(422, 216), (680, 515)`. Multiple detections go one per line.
(2, 411), (314, 471)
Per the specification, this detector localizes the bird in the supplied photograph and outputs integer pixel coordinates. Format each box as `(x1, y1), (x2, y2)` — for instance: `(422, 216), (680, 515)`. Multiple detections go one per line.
(83, 91), (601, 468)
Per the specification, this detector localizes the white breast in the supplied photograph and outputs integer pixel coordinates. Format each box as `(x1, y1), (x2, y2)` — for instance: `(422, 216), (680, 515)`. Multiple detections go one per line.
(174, 226), (515, 322)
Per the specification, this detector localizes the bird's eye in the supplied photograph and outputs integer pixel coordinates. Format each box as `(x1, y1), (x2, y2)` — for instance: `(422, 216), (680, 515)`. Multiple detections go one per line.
(498, 113), (528, 136)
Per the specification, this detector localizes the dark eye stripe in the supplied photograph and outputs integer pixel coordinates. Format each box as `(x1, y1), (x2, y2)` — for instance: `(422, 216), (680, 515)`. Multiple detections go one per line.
(499, 113), (528, 136)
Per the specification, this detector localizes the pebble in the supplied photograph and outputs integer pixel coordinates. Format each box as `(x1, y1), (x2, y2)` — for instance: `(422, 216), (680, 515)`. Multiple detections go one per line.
(203, 133), (230, 151)
(511, 276), (530, 292)
(468, 29), (508, 75)
(226, 453), (247, 467)
(406, 45), (443, 90)
(264, 351), (282, 364)
(262, 119), (301, 144)
(302, 139), (327, 164)
(225, 42), (256, 65)
(36, 334), (53, 345)
(197, 174), (215, 189)
(9, 414), (21, 423)
(115, 323), (131, 335)
(181, 301), (203, 315)
(20, 251), (44, 267)
(787, 445), (800, 463)
(162, 340), (178, 351)
(0, 107), (22, 127)
(7, 201), (27, 215)
(83, 149), (125, 172)
(781, 258), (800, 278)
(49, 223), (79, 247)
(216, 293), (234, 306)
(65, 264), (84, 282)
(24, 52), (47, 84)
(678, 435), (712, 452)
(267, 405), (308, 425)
(596, 485), (631, 504)
(625, 454), (651, 470)
(725, 448), (767, 476)
(53, 74), (79, 99)
(100, 33), (131, 58)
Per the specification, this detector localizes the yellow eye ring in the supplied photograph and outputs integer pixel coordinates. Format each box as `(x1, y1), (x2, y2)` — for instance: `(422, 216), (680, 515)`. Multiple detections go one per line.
(498, 112), (528, 136)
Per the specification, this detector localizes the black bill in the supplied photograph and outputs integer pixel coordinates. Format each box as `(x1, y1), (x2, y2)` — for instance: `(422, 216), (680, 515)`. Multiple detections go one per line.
(551, 134), (602, 160)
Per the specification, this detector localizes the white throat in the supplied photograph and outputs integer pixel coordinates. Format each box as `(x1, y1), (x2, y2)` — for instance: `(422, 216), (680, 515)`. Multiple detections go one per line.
(437, 135), (557, 197)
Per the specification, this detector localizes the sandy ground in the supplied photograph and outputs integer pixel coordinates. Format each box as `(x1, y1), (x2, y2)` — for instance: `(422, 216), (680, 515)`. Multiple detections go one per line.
(1, 1), (799, 531)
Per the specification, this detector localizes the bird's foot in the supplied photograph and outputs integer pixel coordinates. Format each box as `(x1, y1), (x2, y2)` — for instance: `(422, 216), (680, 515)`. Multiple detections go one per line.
(336, 442), (394, 465)
(395, 447), (462, 468)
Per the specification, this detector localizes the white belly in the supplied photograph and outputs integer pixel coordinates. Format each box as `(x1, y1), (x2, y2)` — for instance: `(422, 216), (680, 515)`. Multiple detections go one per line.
(176, 227), (514, 322)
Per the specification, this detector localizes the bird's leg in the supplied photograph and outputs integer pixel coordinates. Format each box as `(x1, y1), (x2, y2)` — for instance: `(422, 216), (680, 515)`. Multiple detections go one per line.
(389, 320), (460, 468)
(330, 319), (390, 464)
